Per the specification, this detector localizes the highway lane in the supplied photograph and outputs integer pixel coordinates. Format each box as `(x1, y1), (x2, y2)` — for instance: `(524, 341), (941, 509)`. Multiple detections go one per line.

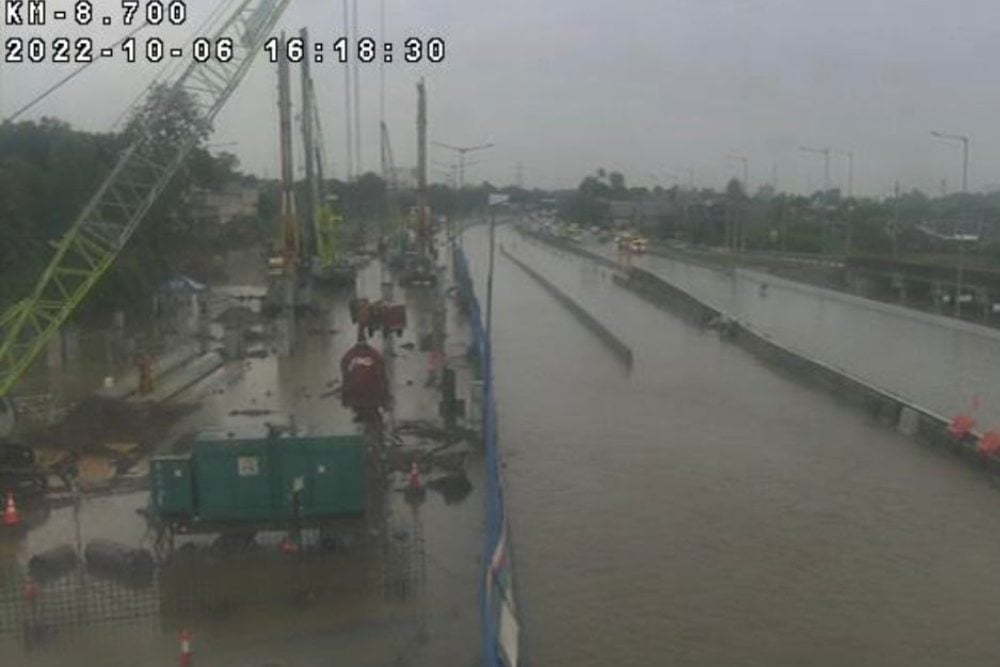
(464, 225), (1000, 666)
(577, 238), (1000, 429)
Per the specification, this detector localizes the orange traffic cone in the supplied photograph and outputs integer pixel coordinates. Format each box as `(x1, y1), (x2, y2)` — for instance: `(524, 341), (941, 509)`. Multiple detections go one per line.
(179, 629), (193, 667)
(279, 536), (299, 554)
(3, 492), (20, 527)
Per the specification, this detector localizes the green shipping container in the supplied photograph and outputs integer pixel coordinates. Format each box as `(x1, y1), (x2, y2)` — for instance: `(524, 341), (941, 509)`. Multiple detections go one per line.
(150, 456), (194, 517)
(192, 436), (278, 521)
(275, 435), (366, 517)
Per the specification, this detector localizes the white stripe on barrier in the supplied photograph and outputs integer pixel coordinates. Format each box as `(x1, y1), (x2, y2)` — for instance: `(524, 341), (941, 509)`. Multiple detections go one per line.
(499, 599), (520, 667)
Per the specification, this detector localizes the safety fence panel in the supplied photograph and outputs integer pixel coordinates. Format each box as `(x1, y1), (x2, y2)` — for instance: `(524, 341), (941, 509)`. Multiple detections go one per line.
(453, 247), (519, 667)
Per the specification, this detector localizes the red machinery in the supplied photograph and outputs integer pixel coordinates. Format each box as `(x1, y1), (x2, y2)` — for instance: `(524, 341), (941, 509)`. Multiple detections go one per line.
(340, 340), (389, 413)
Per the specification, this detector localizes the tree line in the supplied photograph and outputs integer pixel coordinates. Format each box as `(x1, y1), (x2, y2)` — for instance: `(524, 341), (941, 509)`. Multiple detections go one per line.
(556, 169), (1000, 263)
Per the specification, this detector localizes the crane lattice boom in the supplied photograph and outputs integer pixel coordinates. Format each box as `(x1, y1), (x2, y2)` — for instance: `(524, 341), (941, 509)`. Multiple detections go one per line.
(0, 0), (291, 397)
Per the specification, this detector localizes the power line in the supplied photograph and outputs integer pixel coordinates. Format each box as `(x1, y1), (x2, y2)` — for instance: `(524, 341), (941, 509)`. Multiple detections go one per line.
(6, 22), (151, 123)
(112, 0), (240, 130)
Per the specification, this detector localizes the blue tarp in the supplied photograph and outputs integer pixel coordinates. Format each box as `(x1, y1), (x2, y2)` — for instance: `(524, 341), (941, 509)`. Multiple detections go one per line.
(159, 275), (207, 294)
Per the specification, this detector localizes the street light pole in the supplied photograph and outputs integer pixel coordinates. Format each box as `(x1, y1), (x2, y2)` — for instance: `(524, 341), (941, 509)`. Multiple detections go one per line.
(725, 154), (749, 252)
(799, 146), (831, 192)
(931, 130), (971, 317)
(433, 142), (495, 189)
(835, 150), (854, 198)
(931, 131), (969, 193)
(800, 145), (834, 253)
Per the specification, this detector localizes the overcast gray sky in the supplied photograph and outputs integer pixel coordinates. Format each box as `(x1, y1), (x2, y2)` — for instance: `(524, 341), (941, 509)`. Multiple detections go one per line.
(3, 0), (1000, 195)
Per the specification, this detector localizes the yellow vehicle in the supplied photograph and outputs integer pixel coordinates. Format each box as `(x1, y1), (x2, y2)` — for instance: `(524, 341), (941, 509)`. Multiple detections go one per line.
(630, 237), (648, 254)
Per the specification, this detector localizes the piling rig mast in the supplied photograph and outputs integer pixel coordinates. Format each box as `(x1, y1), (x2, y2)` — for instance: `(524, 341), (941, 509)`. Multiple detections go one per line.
(0, 0), (292, 404)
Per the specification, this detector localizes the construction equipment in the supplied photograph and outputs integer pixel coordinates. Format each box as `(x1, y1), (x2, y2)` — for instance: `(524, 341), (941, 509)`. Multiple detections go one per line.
(381, 120), (411, 268)
(314, 195), (357, 286)
(263, 30), (317, 317)
(302, 38), (356, 289)
(0, 0), (292, 418)
(149, 432), (367, 530)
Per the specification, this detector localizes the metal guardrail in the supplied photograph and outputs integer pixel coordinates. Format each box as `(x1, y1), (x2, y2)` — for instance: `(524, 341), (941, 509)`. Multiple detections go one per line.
(453, 247), (519, 667)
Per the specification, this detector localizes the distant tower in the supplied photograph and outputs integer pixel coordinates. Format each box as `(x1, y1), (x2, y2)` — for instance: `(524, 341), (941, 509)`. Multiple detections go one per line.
(515, 162), (524, 188)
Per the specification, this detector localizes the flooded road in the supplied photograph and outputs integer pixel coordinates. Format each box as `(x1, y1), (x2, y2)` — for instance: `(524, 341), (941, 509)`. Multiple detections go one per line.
(590, 241), (1000, 428)
(465, 226), (1000, 665)
(3, 253), (483, 666)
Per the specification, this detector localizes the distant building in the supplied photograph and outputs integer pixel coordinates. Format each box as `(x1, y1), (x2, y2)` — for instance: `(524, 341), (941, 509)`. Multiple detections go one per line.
(608, 200), (636, 228)
(191, 184), (259, 225)
(636, 198), (677, 226)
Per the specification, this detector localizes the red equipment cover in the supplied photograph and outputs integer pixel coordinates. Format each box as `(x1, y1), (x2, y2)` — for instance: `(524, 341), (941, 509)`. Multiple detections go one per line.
(340, 343), (389, 409)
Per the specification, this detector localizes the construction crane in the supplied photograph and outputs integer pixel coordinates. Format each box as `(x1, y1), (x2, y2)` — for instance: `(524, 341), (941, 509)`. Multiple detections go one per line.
(416, 79), (429, 255)
(298, 26), (319, 263)
(289, 29), (351, 288)
(0, 0), (292, 426)
(381, 121), (398, 193)
(276, 32), (298, 275)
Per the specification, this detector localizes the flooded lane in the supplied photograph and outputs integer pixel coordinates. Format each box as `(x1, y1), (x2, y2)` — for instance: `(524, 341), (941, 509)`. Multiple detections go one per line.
(465, 226), (1000, 665)
(4, 256), (483, 667)
(592, 241), (1000, 427)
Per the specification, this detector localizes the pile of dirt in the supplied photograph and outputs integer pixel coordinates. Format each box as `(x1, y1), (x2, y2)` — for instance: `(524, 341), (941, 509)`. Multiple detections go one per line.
(27, 396), (194, 453)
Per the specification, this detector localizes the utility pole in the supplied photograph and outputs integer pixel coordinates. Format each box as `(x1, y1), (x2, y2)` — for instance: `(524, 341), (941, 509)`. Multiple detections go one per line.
(726, 154), (749, 252)
(299, 27), (318, 261)
(891, 181), (900, 259)
(833, 150), (854, 198)
(277, 33), (298, 273)
(931, 130), (971, 317)
(416, 79), (429, 256)
(379, 0), (386, 132)
(342, 0), (354, 181)
(800, 145), (832, 253)
(799, 146), (831, 193)
(352, 0), (362, 175)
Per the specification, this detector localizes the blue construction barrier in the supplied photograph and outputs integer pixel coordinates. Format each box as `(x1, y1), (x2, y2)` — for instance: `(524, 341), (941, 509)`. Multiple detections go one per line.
(453, 246), (519, 667)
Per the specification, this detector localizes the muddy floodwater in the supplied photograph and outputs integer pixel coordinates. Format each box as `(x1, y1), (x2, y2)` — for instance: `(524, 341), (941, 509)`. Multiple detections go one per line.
(2, 254), (482, 666)
(462, 225), (1000, 666)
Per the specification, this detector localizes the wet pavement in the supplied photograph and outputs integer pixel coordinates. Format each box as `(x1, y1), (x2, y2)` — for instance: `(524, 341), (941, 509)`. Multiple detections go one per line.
(585, 238), (1000, 428)
(2, 251), (483, 666)
(467, 226), (1000, 666)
